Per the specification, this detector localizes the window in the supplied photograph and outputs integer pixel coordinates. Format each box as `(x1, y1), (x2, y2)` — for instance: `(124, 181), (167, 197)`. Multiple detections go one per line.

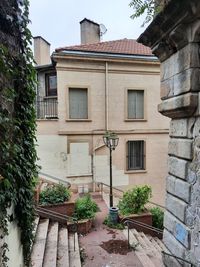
(69, 88), (88, 119)
(127, 90), (144, 119)
(127, 140), (145, 170)
(46, 73), (57, 96)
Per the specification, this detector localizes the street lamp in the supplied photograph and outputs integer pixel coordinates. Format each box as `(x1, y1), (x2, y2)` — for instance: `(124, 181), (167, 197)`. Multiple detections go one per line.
(103, 131), (119, 207)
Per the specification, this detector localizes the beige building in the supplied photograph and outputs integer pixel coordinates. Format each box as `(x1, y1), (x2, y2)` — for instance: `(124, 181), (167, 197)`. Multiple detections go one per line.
(35, 19), (170, 205)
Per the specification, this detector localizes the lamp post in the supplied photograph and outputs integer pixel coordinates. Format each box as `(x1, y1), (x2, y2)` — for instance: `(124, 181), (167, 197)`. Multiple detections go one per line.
(103, 131), (119, 207)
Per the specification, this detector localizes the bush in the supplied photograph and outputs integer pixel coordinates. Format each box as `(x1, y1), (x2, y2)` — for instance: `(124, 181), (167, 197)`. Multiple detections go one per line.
(150, 207), (164, 230)
(74, 194), (99, 220)
(103, 216), (124, 230)
(118, 185), (152, 215)
(39, 183), (71, 205)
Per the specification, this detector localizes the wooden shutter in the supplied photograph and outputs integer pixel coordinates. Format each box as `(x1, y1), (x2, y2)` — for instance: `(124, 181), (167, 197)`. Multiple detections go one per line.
(69, 88), (88, 119)
(128, 90), (144, 119)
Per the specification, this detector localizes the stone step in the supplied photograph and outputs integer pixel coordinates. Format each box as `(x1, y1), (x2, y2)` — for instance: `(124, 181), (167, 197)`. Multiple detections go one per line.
(154, 237), (169, 252)
(69, 233), (81, 267)
(139, 232), (164, 266)
(140, 232), (161, 257)
(43, 221), (59, 267)
(146, 235), (163, 253)
(132, 229), (164, 267)
(123, 229), (155, 267)
(57, 226), (69, 267)
(31, 218), (49, 267)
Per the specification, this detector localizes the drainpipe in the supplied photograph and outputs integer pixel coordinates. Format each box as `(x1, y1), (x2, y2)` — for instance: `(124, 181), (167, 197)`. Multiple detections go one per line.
(92, 62), (109, 192)
(105, 62), (109, 131)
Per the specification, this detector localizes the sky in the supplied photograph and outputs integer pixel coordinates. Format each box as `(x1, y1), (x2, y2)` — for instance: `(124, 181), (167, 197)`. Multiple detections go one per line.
(29, 0), (148, 52)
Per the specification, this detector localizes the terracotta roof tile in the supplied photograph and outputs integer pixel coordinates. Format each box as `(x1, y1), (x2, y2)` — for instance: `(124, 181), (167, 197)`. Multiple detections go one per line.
(55, 39), (153, 56)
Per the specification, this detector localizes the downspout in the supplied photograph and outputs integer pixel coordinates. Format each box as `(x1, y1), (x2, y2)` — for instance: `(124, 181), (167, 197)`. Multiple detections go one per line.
(93, 62), (109, 192)
(105, 61), (109, 131)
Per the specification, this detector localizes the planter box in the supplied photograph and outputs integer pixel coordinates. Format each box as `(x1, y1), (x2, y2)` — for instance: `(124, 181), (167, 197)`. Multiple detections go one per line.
(119, 212), (154, 236)
(38, 201), (75, 217)
(68, 219), (93, 235)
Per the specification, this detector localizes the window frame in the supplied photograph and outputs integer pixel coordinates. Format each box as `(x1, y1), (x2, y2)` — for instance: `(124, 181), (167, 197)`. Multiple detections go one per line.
(45, 72), (57, 97)
(66, 86), (91, 121)
(124, 88), (147, 121)
(125, 139), (146, 172)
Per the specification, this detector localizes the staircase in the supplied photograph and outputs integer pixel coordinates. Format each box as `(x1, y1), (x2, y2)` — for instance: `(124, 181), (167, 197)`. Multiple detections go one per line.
(123, 228), (181, 267)
(31, 217), (81, 267)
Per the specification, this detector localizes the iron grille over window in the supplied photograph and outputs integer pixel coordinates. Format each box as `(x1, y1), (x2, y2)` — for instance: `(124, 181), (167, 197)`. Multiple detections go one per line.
(127, 140), (145, 170)
(36, 97), (58, 119)
(128, 90), (144, 119)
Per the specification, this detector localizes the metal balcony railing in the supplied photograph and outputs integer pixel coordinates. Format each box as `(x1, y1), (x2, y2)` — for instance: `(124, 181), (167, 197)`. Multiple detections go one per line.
(36, 98), (58, 119)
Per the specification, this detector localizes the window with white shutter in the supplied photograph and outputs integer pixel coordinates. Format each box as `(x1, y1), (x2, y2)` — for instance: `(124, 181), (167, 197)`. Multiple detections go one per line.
(128, 90), (144, 119)
(69, 88), (88, 119)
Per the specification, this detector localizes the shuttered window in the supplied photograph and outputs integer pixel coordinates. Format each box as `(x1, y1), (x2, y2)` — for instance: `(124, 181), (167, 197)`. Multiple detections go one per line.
(69, 88), (88, 119)
(127, 140), (145, 170)
(128, 90), (144, 119)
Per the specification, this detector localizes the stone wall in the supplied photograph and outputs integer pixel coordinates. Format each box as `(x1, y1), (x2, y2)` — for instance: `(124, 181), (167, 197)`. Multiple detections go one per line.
(138, 0), (200, 266)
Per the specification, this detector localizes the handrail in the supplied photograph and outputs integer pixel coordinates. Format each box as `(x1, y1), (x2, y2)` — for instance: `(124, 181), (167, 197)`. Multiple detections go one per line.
(97, 182), (166, 209)
(36, 206), (78, 251)
(39, 171), (71, 188)
(122, 218), (195, 266)
(162, 251), (196, 267)
(121, 218), (163, 250)
(122, 218), (163, 234)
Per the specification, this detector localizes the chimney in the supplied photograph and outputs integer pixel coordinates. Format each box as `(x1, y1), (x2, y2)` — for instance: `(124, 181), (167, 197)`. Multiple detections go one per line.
(80, 18), (100, 44)
(33, 36), (51, 65)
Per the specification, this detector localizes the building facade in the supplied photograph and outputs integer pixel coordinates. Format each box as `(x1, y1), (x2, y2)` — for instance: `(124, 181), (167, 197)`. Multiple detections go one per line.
(35, 19), (170, 205)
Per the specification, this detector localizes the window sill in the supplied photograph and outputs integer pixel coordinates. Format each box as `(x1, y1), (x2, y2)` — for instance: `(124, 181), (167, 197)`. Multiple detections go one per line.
(36, 118), (59, 121)
(125, 169), (147, 174)
(66, 119), (92, 122)
(124, 119), (147, 122)
(67, 174), (92, 178)
(43, 96), (58, 99)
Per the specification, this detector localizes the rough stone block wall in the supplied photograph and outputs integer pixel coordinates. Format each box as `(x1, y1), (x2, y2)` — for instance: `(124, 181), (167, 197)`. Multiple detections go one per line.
(138, 0), (200, 265)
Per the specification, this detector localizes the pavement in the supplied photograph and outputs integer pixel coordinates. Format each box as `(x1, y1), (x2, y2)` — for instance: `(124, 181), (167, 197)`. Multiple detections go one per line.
(79, 195), (143, 267)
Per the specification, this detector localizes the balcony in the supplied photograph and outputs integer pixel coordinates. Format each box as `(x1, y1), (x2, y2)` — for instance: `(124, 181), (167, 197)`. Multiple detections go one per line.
(36, 98), (58, 119)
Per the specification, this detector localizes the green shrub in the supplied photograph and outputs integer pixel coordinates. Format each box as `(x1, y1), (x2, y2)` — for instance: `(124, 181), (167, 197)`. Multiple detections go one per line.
(103, 216), (124, 230)
(39, 183), (71, 205)
(118, 185), (152, 215)
(150, 207), (164, 230)
(74, 194), (99, 220)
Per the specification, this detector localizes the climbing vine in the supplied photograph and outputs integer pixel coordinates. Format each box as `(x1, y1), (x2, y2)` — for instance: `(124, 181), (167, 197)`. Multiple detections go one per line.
(0, 0), (37, 266)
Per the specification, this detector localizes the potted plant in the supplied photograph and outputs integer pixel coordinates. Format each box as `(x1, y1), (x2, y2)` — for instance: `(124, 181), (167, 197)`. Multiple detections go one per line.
(118, 185), (153, 234)
(71, 194), (99, 234)
(38, 183), (75, 217)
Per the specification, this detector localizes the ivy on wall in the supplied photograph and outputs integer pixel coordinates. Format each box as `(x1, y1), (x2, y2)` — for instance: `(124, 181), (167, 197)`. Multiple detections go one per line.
(0, 0), (37, 266)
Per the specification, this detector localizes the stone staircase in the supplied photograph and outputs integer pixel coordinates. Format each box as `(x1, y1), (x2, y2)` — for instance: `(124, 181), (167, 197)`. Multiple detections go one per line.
(123, 228), (181, 267)
(31, 217), (81, 267)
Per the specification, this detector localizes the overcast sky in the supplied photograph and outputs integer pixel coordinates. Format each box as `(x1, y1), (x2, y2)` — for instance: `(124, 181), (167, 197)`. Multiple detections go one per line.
(29, 0), (148, 52)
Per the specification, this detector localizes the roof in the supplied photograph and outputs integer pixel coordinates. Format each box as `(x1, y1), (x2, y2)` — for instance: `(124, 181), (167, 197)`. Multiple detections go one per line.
(55, 39), (153, 56)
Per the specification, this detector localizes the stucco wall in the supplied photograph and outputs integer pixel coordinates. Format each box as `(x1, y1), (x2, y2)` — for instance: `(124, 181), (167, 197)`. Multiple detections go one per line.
(36, 57), (170, 204)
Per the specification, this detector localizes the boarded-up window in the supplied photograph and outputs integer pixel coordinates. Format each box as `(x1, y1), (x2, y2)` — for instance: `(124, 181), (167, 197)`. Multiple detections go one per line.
(128, 90), (144, 119)
(69, 88), (88, 119)
(127, 140), (145, 170)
